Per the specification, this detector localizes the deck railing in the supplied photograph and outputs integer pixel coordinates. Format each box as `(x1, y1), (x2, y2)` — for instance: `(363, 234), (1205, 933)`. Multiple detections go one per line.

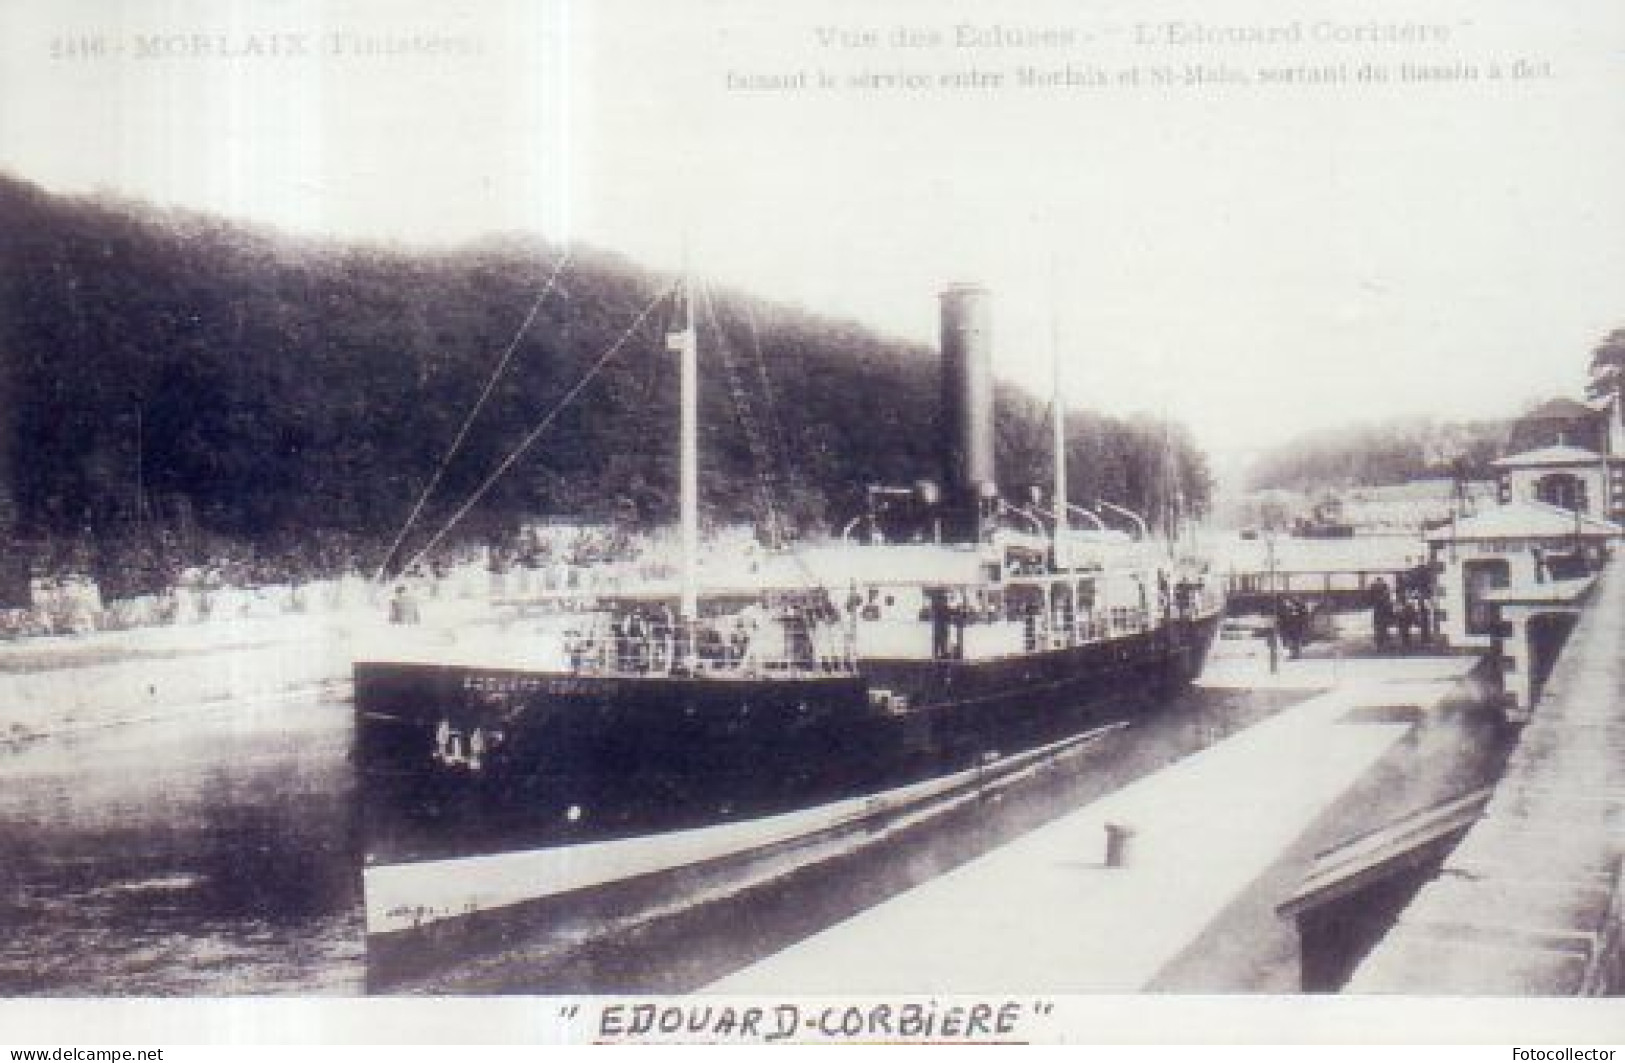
(570, 616), (858, 679)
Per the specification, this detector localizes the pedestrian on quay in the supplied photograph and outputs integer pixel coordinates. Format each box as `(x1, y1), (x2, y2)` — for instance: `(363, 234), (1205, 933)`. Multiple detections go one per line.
(1369, 577), (1394, 651)
(1275, 597), (1294, 659)
(1396, 597), (1416, 651)
(1287, 597), (1312, 659)
(388, 584), (420, 625)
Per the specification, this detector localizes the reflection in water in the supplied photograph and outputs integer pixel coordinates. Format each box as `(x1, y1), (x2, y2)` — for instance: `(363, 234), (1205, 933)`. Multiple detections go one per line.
(0, 696), (361, 996)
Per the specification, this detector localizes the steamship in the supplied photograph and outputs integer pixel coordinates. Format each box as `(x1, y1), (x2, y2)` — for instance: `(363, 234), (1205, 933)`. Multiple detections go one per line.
(356, 282), (1222, 960)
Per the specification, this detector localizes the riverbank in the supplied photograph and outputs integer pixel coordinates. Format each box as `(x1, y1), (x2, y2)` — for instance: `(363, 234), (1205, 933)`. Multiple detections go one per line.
(0, 597), (509, 744)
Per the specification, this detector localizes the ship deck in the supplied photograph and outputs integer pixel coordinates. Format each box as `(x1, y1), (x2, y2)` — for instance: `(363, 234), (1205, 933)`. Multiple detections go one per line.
(705, 653), (1479, 993)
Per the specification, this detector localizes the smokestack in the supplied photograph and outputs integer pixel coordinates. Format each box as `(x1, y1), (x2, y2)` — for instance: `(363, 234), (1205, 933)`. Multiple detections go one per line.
(939, 284), (996, 540)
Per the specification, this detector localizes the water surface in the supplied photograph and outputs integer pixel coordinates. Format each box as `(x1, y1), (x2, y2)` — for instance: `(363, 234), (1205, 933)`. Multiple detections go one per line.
(0, 695), (362, 996)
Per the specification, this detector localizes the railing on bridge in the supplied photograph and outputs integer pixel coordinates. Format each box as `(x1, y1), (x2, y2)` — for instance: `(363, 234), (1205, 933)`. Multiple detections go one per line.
(1224, 568), (1410, 613)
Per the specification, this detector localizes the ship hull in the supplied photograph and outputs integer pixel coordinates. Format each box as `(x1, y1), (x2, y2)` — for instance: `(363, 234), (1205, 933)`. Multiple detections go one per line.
(358, 614), (1219, 872)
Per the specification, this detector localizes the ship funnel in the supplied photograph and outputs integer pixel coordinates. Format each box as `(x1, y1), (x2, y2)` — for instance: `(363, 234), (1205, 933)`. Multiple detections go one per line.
(939, 283), (997, 540)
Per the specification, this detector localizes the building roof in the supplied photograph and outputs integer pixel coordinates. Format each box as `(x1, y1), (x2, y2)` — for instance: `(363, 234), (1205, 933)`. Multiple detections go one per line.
(1424, 501), (1623, 542)
(1518, 397), (1602, 423)
(1491, 444), (1607, 468)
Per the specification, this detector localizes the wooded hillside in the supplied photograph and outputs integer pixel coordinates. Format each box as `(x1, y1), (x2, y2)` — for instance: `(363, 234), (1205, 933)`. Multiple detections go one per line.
(1245, 416), (1511, 494)
(0, 174), (1211, 592)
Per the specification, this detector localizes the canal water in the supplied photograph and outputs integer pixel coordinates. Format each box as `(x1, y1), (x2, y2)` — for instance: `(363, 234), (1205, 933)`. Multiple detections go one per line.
(0, 694), (364, 996)
(0, 646), (1506, 997)
(0, 679), (1287, 998)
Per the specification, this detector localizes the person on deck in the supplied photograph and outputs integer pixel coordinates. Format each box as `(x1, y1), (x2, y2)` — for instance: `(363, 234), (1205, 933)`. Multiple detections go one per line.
(949, 591), (968, 660)
(609, 614), (628, 670)
(626, 610), (649, 672)
(930, 591), (950, 660)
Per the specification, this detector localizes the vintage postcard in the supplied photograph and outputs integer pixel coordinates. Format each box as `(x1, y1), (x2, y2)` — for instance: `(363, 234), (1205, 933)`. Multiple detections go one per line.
(0, 0), (1621, 1046)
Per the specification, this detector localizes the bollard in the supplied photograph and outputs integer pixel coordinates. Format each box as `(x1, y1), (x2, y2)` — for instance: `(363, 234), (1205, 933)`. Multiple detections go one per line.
(1104, 822), (1136, 868)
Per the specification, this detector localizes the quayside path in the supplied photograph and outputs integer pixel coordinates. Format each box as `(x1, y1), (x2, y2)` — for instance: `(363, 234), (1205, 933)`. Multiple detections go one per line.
(708, 654), (1479, 993)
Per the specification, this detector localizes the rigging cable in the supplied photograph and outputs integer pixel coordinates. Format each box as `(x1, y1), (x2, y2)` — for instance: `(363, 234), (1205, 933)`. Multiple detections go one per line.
(699, 282), (785, 548)
(373, 251), (573, 582)
(397, 280), (679, 576)
(698, 281), (822, 590)
(743, 298), (801, 520)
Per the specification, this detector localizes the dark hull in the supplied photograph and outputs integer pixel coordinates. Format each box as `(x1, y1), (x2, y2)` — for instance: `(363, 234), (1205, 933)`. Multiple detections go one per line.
(358, 614), (1220, 867)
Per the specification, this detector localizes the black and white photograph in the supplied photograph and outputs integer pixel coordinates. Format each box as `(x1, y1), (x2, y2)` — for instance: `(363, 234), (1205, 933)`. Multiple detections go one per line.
(0, 0), (1622, 1046)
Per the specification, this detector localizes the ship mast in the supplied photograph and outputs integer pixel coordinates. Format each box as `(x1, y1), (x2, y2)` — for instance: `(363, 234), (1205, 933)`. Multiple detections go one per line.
(1051, 309), (1067, 571)
(668, 272), (700, 622)
(1049, 255), (1068, 570)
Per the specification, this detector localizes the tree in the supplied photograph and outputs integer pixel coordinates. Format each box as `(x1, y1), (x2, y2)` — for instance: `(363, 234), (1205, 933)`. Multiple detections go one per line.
(0, 170), (1216, 569)
(1587, 327), (1625, 404)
